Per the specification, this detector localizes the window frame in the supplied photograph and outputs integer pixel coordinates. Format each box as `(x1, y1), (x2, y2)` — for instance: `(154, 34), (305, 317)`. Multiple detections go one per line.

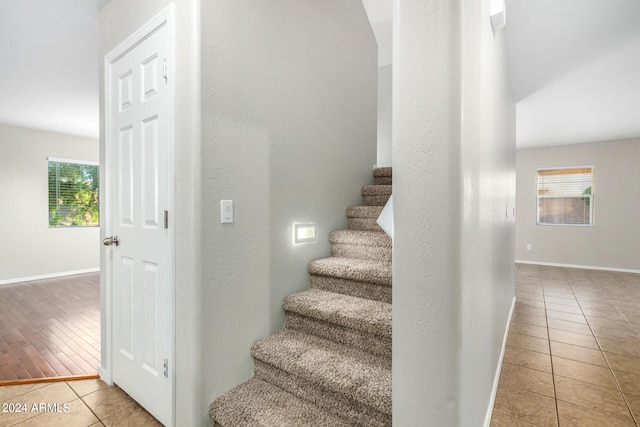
(536, 166), (595, 227)
(47, 157), (100, 228)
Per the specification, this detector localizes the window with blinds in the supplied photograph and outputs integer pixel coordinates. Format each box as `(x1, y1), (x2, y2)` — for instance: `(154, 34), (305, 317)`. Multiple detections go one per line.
(537, 166), (594, 226)
(48, 158), (99, 227)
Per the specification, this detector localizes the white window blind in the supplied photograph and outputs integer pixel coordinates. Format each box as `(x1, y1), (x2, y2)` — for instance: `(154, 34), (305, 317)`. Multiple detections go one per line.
(48, 159), (100, 227)
(537, 166), (594, 226)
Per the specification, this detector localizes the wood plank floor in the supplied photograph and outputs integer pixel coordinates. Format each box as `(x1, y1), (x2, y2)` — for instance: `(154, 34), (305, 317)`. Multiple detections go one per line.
(0, 273), (100, 383)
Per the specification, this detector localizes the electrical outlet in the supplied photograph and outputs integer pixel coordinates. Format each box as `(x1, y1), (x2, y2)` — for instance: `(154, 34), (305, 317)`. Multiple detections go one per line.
(526, 243), (532, 251)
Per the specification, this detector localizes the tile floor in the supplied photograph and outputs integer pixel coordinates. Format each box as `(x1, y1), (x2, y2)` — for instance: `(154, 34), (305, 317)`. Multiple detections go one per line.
(0, 378), (162, 426)
(2, 264), (638, 426)
(491, 264), (640, 426)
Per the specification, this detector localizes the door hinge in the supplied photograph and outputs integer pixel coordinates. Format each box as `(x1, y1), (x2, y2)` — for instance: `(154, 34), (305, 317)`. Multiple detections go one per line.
(164, 210), (169, 229)
(163, 359), (169, 377)
(163, 58), (168, 82)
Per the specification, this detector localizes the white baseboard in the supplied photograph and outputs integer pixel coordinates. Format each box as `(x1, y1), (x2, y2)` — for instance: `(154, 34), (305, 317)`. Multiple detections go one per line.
(484, 295), (516, 427)
(0, 268), (100, 286)
(515, 260), (640, 274)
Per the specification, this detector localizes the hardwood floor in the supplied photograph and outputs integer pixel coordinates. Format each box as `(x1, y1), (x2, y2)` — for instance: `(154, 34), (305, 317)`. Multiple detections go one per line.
(0, 273), (100, 383)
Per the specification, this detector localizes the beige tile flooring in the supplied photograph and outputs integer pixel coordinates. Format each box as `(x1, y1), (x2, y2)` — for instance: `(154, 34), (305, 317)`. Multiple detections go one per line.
(0, 378), (162, 426)
(491, 264), (640, 426)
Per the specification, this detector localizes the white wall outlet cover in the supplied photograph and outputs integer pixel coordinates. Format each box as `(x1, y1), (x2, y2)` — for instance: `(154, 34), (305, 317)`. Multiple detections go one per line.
(220, 200), (234, 223)
(376, 194), (393, 239)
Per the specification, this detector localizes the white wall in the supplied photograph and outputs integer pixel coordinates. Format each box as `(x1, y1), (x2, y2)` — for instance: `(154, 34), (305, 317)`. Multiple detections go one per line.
(516, 138), (640, 271)
(99, 1), (202, 425)
(393, 0), (516, 424)
(0, 123), (99, 283)
(200, 0), (377, 423)
(458, 0), (516, 424)
(377, 64), (393, 167)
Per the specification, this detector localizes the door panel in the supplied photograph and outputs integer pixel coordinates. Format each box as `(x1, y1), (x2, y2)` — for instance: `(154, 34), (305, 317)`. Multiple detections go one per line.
(106, 18), (172, 426)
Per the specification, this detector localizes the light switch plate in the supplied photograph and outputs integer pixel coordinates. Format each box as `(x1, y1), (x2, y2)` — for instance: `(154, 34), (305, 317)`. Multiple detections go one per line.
(221, 200), (233, 223)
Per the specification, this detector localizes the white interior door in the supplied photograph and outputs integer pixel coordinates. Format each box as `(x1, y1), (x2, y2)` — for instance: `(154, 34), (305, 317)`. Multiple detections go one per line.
(105, 11), (173, 426)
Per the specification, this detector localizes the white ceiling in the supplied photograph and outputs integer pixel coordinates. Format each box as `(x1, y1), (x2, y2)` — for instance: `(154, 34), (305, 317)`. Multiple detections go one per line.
(0, 0), (99, 139)
(505, 0), (640, 148)
(1, 0), (638, 149)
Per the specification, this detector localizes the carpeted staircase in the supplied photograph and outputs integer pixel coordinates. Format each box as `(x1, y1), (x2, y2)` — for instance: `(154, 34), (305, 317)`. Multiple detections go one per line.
(210, 167), (392, 426)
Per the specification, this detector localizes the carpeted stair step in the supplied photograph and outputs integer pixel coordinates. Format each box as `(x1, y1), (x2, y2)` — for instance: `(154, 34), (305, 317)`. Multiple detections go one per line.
(309, 257), (391, 287)
(283, 289), (391, 358)
(329, 230), (392, 262)
(361, 185), (392, 206)
(251, 329), (392, 426)
(373, 167), (392, 185)
(347, 206), (384, 231)
(210, 377), (352, 427)
(210, 167), (394, 427)
(308, 257), (391, 303)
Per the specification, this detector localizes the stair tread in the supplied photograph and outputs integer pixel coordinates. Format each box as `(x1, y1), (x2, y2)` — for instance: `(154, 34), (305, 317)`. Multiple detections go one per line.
(210, 378), (351, 427)
(329, 229), (391, 246)
(283, 289), (391, 337)
(251, 329), (391, 414)
(308, 257), (391, 286)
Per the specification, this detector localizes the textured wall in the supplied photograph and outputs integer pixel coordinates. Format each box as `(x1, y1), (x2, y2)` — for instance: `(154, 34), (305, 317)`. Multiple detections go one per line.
(200, 0), (377, 420)
(393, 0), (462, 424)
(0, 124), (99, 282)
(458, 0), (516, 424)
(377, 64), (393, 167)
(516, 138), (640, 271)
(393, 0), (516, 424)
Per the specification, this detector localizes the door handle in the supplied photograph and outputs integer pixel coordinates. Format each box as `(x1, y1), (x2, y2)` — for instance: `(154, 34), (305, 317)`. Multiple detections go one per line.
(103, 236), (120, 247)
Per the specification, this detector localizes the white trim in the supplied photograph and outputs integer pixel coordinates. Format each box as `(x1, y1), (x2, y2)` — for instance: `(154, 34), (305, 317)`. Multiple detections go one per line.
(103, 5), (176, 426)
(47, 157), (99, 166)
(97, 366), (111, 385)
(0, 268), (100, 286)
(536, 165), (595, 172)
(515, 260), (640, 274)
(484, 296), (516, 427)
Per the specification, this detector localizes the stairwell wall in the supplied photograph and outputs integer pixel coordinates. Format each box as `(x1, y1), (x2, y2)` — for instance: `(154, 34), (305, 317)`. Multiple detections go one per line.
(377, 64), (393, 167)
(393, 0), (516, 425)
(200, 0), (377, 421)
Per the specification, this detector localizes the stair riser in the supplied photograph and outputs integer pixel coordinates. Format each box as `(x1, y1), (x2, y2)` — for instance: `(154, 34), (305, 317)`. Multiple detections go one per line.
(310, 275), (392, 304)
(362, 194), (391, 206)
(329, 230), (391, 247)
(308, 258), (392, 287)
(284, 313), (391, 358)
(347, 206), (384, 217)
(348, 217), (384, 231)
(332, 243), (392, 262)
(373, 176), (392, 185)
(308, 265), (392, 287)
(254, 360), (391, 427)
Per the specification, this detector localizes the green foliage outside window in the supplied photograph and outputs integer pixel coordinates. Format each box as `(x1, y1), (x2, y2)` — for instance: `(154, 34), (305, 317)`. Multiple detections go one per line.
(582, 186), (592, 209)
(48, 160), (99, 227)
